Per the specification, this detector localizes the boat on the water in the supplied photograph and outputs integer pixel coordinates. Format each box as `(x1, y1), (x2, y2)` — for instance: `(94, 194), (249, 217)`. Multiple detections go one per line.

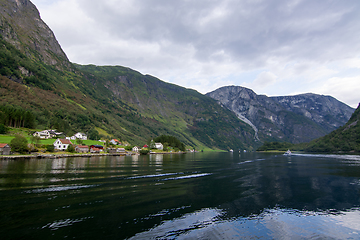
(284, 149), (292, 155)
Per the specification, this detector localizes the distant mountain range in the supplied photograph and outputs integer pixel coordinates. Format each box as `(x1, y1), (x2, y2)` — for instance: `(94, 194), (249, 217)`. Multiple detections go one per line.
(206, 86), (354, 144)
(0, 0), (356, 151)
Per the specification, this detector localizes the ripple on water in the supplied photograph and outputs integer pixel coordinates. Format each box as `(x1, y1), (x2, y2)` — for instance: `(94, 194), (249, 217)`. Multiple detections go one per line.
(129, 207), (360, 239)
(24, 184), (96, 193)
(123, 172), (212, 182)
(41, 216), (94, 230)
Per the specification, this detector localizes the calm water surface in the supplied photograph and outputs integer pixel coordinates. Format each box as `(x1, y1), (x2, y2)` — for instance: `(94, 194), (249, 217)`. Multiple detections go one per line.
(1, 152), (360, 239)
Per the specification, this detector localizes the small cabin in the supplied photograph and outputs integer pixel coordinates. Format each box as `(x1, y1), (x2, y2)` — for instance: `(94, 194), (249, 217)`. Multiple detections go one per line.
(90, 145), (104, 153)
(75, 145), (89, 153)
(90, 145), (104, 149)
(0, 143), (11, 155)
(117, 148), (126, 153)
(108, 148), (117, 153)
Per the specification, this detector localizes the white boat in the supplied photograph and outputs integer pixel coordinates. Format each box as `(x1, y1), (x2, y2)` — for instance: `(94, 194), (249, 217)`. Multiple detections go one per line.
(229, 149), (234, 152)
(284, 149), (292, 155)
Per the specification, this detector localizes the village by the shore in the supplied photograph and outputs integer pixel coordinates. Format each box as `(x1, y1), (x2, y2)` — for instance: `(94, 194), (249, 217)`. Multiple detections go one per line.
(0, 129), (191, 159)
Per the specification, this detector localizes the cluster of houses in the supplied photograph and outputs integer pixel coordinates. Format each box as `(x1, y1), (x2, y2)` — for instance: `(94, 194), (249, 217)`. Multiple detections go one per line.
(52, 138), (125, 153)
(131, 143), (163, 152)
(33, 130), (87, 140)
(33, 129), (64, 139)
(0, 128), (166, 155)
(53, 139), (164, 154)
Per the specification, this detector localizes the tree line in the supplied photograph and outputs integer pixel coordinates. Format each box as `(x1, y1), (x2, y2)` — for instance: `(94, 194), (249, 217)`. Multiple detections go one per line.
(153, 135), (185, 151)
(256, 141), (294, 151)
(0, 105), (35, 129)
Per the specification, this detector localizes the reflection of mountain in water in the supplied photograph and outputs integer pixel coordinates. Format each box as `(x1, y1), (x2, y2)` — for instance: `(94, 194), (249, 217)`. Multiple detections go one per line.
(130, 207), (360, 239)
(220, 154), (360, 217)
(1, 153), (360, 239)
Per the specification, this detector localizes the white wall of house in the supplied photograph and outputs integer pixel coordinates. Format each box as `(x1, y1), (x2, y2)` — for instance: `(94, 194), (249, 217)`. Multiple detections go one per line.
(74, 132), (87, 140)
(155, 143), (163, 150)
(53, 139), (70, 150)
(33, 130), (50, 139)
(132, 146), (139, 152)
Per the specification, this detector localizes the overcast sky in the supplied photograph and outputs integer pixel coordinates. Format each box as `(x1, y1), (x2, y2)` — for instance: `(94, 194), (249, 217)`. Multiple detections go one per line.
(31, 0), (360, 108)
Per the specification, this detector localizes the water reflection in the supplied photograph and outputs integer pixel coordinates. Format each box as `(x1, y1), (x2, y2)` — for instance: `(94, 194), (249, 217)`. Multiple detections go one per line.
(1, 152), (360, 239)
(149, 154), (163, 165)
(131, 207), (360, 239)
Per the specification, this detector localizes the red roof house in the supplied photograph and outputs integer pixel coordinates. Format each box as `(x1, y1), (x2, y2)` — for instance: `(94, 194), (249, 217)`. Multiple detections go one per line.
(0, 143), (11, 155)
(53, 138), (73, 151)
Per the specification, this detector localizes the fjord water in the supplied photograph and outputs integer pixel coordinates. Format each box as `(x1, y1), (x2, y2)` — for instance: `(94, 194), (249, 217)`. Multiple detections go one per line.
(1, 152), (360, 239)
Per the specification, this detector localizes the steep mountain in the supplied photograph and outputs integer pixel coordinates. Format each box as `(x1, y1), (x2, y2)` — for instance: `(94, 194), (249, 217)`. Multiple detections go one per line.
(0, 0), (256, 150)
(206, 86), (354, 144)
(0, 0), (69, 67)
(301, 103), (360, 152)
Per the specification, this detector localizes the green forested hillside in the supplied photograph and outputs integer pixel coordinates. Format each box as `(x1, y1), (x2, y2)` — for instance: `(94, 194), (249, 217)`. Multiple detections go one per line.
(0, 32), (256, 150)
(76, 64), (256, 149)
(301, 104), (360, 152)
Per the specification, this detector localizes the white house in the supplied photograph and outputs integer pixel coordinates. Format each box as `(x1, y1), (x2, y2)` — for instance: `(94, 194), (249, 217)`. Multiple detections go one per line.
(116, 148), (126, 153)
(33, 130), (51, 139)
(73, 132), (87, 140)
(132, 146), (139, 152)
(110, 139), (121, 145)
(34, 130), (63, 139)
(53, 138), (73, 151)
(155, 143), (163, 150)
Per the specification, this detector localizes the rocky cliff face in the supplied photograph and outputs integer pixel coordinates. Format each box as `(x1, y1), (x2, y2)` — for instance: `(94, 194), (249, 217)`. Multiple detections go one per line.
(271, 94), (353, 132)
(0, 0), (69, 66)
(206, 86), (355, 143)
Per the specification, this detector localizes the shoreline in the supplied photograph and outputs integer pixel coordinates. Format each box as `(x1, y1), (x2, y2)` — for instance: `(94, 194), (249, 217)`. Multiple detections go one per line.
(0, 152), (130, 159)
(149, 151), (186, 155)
(0, 151), (187, 159)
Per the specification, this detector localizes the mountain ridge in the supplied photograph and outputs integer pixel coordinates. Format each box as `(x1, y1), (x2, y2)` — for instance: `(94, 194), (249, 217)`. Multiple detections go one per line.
(206, 85), (354, 144)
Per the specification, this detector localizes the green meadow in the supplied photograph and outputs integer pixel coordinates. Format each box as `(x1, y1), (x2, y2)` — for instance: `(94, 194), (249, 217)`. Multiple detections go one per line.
(0, 135), (105, 146)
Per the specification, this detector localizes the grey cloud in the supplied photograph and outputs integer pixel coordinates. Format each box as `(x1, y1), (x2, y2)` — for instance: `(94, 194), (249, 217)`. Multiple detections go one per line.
(33, 0), (360, 106)
(73, 0), (360, 68)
